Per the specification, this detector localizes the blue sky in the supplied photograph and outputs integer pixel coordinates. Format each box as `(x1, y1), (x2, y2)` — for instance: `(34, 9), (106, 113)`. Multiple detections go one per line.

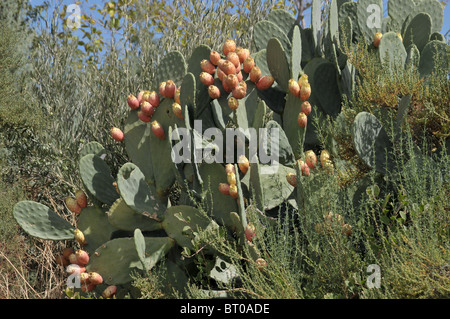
(30, 0), (449, 40)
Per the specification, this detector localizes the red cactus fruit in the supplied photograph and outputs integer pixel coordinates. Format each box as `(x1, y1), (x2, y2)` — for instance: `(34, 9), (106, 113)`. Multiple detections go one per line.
(147, 91), (160, 107)
(65, 197), (81, 215)
(140, 101), (155, 117)
(172, 102), (183, 120)
(62, 247), (75, 259)
(373, 32), (382, 48)
(228, 97), (239, 111)
(249, 66), (262, 83)
(137, 110), (152, 123)
(235, 47), (250, 63)
(200, 59), (216, 74)
(75, 250), (89, 266)
(200, 72), (215, 86)
(232, 84), (246, 99)
(80, 272), (90, 285)
(88, 272), (103, 285)
(137, 90), (148, 103)
(305, 150), (317, 169)
(151, 120), (165, 140)
(286, 172), (297, 187)
(164, 80), (177, 98)
(288, 79), (300, 97)
(236, 71), (243, 82)
(224, 74), (239, 91)
(229, 184), (238, 199)
(299, 160), (310, 176)
(225, 163), (235, 174)
(208, 85), (221, 99)
(243, 56), (255, 73)
(81, 282), (96, 292)
(256, 75), (274, 90)
(218, 183), (230, 196)
(222, 39), (236, 56)
(299, 82), (311, 101)
(300, 101), (312, 116)
(226, 51), (240, 68)
(219, 60), (237, 75)
(227, 172), (236, 186)
(298, 74), (308, 88)
(216, 67), (226, 82)
(75, 190), (87, 208)
(210, 50), (221, 66)
(255, 258), (267, 271)
(245, 223), (256, 242)
(127, 94), (140, 110)
(174, 87), (181, 104)
(297, 112), (307, 128)
(158, 82), (166, 97)
(110, 127), (125, 142)
(102, 285), (118, 299)
(238, 155), (249, 174)
(68, 253), (78, 265)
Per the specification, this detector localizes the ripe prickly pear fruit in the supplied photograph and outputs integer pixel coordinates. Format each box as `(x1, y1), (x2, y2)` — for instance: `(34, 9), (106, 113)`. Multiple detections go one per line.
(300, 101), (312, 116)
(226, 51), (240, 68)
(245, 223), (256, 242)
(299, 82), (311, 101)
(66, 264), (85, 275)
(140, 101), (155, 117)
(201, 59), (216, 74)
(218, 183), (230, 196)
(256, 75), (274, 90)
(65, 197), (81, 215)
(235, 47), (250, 63)
(297, 112), (307, 128)
(74, 229), (86, 246)
(238, 155), (249, 174)
(243, 56), (255, 73)
(208, 85), (221, 99)
(127, 94), (140, 110)
(216, 67), (226, 82)
(62, 247), (75, 259)
(373, 32), (382, 48)
(210, 50), (221, 66)
(174, 87), (181, 104)
(228, 97), (239, 111)
(75, 190), (87, 208)
(137, 110), (152, 123)
(224, 74), (239, 91)
(222, 39), (236, 56)
(151, 120), (165, 140)
(249, 66), (261, 83)
(68, 253), (78, 265)
(222, 77), (232, 93)
(200, 72), (215, 86)
(225, 163), (235, 174)
(298, 74), (308, 88)
(137, 90), (149, 103)
(299, 160), (310, 176)
(110, 127), (125, 142)
(236, 71), (243, 82)
(219, 60), (237, 75)
(172, 102), (183, 120)
(286, 172), (297, 187)
(164, 80), (177, 99)
(159, 82), (166, 97)
(229, 184), (238, 199)
(56, 255), (69, 267)
(289, 79), (300, 97)
(102, 285), (117, 299)
(320, 150), (331, 167)
(227, 172), (236, 186)
(305, 150), (317, 169)
(80, 272), (90, 285)
(147, 91), (160, 107)
(232, 84), (246, 99)
(75, 249), (89, 266)
(88, 272), (103, 285)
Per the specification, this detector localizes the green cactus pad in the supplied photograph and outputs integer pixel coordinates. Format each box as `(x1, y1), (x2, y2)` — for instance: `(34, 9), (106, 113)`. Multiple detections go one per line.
(153, 50), (187, 90)
(161, 205), (211, 250)
(311, 0), (322, 54)
(86, 236), (175, 285)
(282, 93), (306, 160)
(252, 99), (267, 132)
(352, 112), (395, 174)
(199, 163), (239, 227)
(266, 37), (291, 93)
(264, 120), (296, 167)
(378, 31), (407, 71)
(77, 206), (118, 255)
(258, 164), (296, 210)
(234, 163), (248, 236)
(107, 198), (162, 232)
(180, 72), (197, 117)
(267, 9), (296, 35)
(414, 0), (444, 33)
(117, 162), (167, 219)
(254, 49), (270, 77)
(430, 32), (445, 42)
(13, 201), (75, 241)
(418, 40), (449, 78)
(253, 20), (291, 59)
(79, 153), (120, 206)
(290, 25), (303, 80)
(339, 1), (359, 40)
(248, 155), (264, 212)
(357, 0), (383, 44)
(124, 110), (155, 184)
(310, 60), (341, 117)
(403, 13), (431, 53)
(405, 44), (420, 71)
(187, 44), (211, 78)
(388, 0), (415, 31)
(79, 141), (106, 160)
(329, 0), (340, 46)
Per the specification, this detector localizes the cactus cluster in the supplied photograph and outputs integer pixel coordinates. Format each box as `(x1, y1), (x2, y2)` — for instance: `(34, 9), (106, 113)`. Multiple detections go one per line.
(12, 1), (448, 298)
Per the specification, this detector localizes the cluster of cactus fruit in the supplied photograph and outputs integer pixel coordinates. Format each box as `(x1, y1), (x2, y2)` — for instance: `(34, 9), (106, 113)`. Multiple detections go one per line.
(12, 1), (448, 298)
